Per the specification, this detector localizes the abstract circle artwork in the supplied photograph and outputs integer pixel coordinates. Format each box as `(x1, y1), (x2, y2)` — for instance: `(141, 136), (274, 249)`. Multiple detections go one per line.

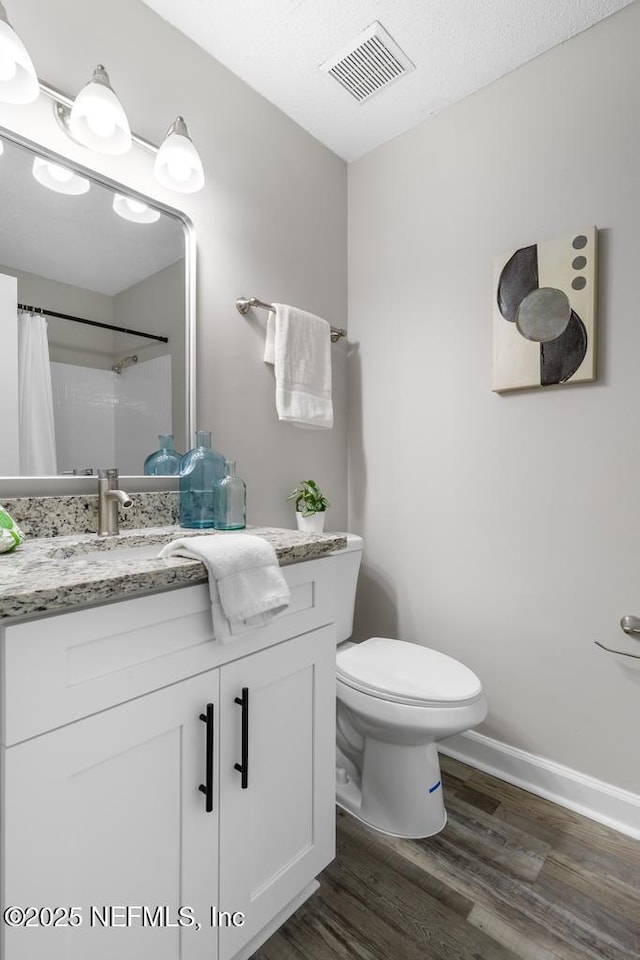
(492, 227), (597, 392)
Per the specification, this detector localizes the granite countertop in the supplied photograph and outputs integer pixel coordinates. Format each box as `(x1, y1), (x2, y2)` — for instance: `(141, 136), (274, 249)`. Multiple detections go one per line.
(0, 526), (347, 622)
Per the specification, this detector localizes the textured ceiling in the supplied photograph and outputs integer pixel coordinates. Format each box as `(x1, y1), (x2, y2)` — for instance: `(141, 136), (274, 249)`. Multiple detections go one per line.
(141, 0), (634, 161)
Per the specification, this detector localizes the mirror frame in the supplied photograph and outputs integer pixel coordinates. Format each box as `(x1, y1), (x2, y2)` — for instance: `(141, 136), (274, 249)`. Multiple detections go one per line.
(0, 124), (196, 498)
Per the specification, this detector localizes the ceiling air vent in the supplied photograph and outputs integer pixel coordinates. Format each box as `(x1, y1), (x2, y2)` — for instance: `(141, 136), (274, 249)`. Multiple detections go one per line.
(320, 21), (414, 103)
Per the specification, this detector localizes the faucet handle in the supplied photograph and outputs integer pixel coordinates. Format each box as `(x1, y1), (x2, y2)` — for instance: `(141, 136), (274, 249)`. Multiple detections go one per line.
(98, 468), (119, 480)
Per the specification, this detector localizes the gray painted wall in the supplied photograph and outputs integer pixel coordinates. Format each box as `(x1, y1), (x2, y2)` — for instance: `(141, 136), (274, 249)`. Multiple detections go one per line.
(114, 260), (186, 453)
(0, 0), (348, 528)
(348, 3), (640, 793)
(0, 264), (117, 368)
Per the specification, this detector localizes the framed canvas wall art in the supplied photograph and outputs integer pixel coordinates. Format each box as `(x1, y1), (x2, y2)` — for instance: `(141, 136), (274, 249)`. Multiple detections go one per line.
(492, 227), (597, 392)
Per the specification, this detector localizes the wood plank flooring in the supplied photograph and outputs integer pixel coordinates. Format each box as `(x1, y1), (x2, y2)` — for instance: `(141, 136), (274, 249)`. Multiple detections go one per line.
(252, 756), (640, 960)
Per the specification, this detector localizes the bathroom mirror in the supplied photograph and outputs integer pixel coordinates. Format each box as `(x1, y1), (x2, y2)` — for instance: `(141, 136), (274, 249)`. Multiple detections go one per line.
(0, 127), (195, 488)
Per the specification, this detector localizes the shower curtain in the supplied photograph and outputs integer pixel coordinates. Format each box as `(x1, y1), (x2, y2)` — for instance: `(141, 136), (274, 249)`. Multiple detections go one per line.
(17, 311), (58, 475)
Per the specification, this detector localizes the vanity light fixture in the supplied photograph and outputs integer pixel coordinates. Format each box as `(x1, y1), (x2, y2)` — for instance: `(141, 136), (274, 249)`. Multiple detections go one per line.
(154, 117), (205, 194)
(68, 65), (132, 155)
(32, 156), (90, 195)
(112, 193), (161, 224)
(2, 9), (206, 195)
(0, 1), (39, 104)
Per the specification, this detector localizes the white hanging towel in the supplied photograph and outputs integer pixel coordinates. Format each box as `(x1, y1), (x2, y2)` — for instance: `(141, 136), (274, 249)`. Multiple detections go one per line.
(264, 303), (333, 429)
(159, 534), (291, 640)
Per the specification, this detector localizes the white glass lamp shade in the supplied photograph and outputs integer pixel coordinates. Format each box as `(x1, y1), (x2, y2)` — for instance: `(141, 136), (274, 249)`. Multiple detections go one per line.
(32, 156), (90, 195)
(154, 117), (204, 194)
(113, 193), (160, 224)
(0, 3), (39, 104)
(68, 65), (131, 155)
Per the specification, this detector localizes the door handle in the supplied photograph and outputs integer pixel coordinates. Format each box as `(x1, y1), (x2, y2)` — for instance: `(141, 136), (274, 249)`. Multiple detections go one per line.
(198, 703), (215, 812)
(234, 687), (249, 789)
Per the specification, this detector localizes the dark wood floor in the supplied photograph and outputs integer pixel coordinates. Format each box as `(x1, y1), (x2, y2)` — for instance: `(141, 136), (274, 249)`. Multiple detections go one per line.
(253, 756), (640, 960)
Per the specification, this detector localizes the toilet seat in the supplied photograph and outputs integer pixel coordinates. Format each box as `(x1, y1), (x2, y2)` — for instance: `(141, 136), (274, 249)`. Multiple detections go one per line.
(336, 637), (482, 707)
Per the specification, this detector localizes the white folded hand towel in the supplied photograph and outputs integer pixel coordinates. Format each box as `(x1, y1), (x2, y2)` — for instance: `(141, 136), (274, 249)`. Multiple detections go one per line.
(159, 534), (290, 639)
(264, 303), (333, 429)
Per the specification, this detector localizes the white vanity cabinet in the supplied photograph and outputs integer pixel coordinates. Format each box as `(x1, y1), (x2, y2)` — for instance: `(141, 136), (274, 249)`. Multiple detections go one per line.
(3, 671), (221, 960)
(218, 630), (335, 960)
(0, 556), (337, 960)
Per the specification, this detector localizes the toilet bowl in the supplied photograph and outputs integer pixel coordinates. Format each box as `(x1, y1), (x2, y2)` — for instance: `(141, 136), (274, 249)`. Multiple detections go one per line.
(327, 536), (487, 839)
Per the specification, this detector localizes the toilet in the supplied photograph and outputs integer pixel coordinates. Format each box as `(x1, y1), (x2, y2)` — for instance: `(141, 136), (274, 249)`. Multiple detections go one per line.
(329, 535), (487, 839)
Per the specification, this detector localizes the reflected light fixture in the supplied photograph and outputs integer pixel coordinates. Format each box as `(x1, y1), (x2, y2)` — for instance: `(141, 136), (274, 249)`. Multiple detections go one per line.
(68, 64), (132, 155)
(113, 193), (161, 224)
(154, 116), (205, 194)
(32, 156), (90, 195)
(0, 1), (39, 104)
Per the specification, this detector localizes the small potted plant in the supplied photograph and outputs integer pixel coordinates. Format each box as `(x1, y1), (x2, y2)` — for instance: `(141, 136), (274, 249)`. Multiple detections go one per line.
(287, 480), (330, 533)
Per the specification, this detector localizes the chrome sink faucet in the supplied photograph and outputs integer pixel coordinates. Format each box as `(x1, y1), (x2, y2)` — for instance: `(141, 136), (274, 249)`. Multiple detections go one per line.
(97, 469), (133, 536)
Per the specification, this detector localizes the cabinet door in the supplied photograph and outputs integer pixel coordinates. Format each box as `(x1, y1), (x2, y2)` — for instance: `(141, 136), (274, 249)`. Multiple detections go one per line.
(1, 672), (220, 960)
(218, 626), (335, 960)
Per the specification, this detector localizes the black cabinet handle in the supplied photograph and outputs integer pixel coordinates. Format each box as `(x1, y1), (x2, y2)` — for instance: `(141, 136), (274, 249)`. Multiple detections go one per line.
(234, 687), (249, 789)
(198, 703), (215, 812)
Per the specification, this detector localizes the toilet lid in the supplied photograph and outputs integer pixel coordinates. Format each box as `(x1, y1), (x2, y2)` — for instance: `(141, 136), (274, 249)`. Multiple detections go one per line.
(336, 637), (482, 705)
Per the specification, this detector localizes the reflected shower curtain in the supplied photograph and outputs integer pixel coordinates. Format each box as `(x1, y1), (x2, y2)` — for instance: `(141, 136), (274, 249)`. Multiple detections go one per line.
(17, 311), (57, 474)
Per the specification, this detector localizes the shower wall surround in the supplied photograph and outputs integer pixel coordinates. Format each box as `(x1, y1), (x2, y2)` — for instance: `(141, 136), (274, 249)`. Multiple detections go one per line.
(50, 356), (172, 475)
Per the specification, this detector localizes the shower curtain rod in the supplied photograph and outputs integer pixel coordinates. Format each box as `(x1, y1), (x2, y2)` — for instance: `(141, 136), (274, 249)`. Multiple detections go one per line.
(17, 303), (169, 344)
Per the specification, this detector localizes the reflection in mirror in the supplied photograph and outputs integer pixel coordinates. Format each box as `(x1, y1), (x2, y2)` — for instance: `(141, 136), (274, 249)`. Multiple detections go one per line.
(0, 130), (192, 478)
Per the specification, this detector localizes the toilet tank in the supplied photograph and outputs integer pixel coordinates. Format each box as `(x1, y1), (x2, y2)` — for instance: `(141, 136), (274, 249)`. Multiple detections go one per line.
(327, 534), (363, 644)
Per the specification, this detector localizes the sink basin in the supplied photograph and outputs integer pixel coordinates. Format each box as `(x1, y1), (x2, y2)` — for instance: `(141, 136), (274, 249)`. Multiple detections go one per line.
(47, 540), (171, 562)
(88, 543), (165, 562)
(44, 532), (211, 564)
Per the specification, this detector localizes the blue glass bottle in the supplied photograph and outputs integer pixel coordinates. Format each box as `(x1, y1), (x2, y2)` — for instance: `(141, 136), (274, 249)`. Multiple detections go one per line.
(179, 430), (226, 528)
(144, 435), (182, 476)
(214, 460), (246, 530)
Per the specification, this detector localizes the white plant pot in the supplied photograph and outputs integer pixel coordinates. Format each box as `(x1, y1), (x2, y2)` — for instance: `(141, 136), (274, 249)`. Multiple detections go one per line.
(296, 511), (325, 533)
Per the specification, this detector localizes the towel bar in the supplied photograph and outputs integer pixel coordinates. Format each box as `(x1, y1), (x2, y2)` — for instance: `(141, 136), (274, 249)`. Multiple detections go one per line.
(236, 296), (347, 343)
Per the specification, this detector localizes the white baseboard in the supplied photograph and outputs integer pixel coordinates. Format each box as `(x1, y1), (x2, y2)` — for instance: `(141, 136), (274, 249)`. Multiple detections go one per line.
(439, 730), (640, 840)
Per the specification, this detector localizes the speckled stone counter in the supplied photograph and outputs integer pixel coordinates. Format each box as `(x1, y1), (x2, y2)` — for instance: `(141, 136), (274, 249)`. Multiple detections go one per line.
(2, 491), (179, 538)
(0, 526), (347, 622)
